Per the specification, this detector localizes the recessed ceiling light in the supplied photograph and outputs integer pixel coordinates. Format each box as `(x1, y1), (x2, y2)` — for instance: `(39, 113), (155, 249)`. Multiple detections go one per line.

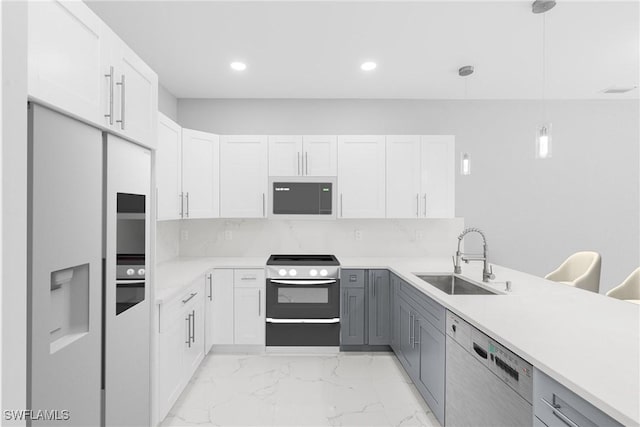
(360, 61), (377, 71)
(230, 62), (247, 71)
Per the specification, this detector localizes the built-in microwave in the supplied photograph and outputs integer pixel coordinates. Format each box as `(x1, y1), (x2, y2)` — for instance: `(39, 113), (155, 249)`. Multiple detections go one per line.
(269, 176), (337, 219)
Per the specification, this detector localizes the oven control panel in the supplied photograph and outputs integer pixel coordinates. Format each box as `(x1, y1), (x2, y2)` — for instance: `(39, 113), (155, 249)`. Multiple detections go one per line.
(267, 266), (340, 279)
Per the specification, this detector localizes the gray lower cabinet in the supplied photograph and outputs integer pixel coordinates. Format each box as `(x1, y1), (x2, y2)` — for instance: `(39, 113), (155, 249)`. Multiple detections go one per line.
(394, 278), (446, 426)
(342, 287), (366, 345)
(368, 270), (390, 345)
(341, 269), (390, 346)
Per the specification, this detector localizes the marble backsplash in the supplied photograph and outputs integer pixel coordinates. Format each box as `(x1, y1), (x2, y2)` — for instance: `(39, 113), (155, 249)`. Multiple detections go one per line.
(157, 218), (465, 262)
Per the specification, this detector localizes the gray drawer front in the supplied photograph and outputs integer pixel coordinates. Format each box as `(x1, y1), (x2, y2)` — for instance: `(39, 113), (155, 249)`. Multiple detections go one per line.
(533, 369), (622, 427)
(341, 269), (365, 288)
(398, 279), (445, 332)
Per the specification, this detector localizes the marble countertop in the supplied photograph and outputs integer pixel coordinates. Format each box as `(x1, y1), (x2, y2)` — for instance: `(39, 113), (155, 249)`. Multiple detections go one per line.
(154, 255), (639, 426)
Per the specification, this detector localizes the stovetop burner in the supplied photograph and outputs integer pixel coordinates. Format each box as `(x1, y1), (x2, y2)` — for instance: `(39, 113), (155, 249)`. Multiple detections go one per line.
(267, 254), (340, 266)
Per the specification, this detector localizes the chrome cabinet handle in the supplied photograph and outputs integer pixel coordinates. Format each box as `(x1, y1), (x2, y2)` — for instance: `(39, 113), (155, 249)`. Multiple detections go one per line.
(423, 194), (427, 217)
(185, 315), (191, 347)
(104, 66), (114, 125)
(409, 313), (414, 347)
(346, 291), (349, 316)
(185, 192), (190, 218)
(208, 274), (213, 301)
(540, 397), (580, 427)
(262, 193), (266, 217)
(191, 310), (195, 343)
(179, 192), (184, 218)
(305, 152), (309, 175)
(116, 74), (125, 130)
(297, 152), (301, 176)
(182, 292), (197, 304)
(416, 194), (419, 217)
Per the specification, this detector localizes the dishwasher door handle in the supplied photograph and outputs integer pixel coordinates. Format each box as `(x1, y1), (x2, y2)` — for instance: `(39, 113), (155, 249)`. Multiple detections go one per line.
(472, 343), (488, 359)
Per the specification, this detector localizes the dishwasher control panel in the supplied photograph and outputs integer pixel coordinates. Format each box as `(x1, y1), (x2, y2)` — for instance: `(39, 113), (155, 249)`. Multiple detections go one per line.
(446, 311), (533, 404)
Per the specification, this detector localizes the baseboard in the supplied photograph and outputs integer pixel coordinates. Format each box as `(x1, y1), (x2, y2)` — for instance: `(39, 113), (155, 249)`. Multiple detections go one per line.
(340, 344), (392, 352)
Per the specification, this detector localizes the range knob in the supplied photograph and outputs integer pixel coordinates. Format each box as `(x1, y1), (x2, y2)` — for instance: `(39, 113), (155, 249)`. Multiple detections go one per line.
(126, 268), (135, 276)
(278, 269), (287, 276)
(137, 268), (146, 276)
(320, 269), (328, 277)
(289, 269), (297, 277)
(310, 269), (318, 277)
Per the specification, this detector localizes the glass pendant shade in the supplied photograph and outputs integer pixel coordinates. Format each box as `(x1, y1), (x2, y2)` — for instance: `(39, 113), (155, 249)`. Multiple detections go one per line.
(460, 153), (471, 175)
(535, 124), (552, 159)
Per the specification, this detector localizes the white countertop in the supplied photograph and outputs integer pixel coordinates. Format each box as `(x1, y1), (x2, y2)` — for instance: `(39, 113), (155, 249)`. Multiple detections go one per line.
(154, 255), (639, 426)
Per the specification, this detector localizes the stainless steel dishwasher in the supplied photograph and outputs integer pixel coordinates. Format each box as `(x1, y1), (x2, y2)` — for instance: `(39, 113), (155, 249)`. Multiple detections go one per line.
(445, 311), (534, 427)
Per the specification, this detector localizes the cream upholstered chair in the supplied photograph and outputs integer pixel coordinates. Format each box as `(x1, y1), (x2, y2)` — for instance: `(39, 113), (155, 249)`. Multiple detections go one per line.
(544, 251), (602, 293)
(606, 268), (640, 302)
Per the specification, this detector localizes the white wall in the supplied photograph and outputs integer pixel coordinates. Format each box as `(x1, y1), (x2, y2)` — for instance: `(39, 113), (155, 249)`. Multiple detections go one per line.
(1, 1), (27, 422)
(177, 99), (639, 293)
(160, 218), (464, 259)
(158, 84), (178, 122)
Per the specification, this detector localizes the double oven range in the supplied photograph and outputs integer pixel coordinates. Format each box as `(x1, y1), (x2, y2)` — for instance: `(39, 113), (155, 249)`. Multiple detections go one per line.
(266, 255), (341, 348)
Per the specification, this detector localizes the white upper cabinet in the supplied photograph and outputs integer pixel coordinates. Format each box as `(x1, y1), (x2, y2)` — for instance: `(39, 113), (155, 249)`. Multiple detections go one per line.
(182, 129), (220, 219)
(157, 114), (182, 221)
(268, 135), (337, 176)
(101, 24), (158, 149)
(338, 135), (386, 218)
(421, 136), (455, 218)
(28, 0), (103, 124)
(304, 135), (338, 176)
(28, 1), (157, 148)
(268, 136), (303, 176)
(386, 135), (455, 218)
(220, 136), (268, 218)
(386, 136), (422, 218)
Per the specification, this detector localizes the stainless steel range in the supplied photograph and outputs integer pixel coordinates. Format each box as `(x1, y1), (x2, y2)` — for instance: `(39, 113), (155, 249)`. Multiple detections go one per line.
(266, 254), (340, 348)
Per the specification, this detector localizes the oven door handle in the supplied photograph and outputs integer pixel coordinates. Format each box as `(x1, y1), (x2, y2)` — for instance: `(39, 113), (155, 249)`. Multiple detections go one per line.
(266, 318), (340, 324)
(116, 280), (146, 286)
(270, 279), (337, 285)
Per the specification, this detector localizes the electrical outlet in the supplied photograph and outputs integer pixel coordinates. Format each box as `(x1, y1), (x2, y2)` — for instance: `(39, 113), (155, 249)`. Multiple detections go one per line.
(354, 230), (362, 241)
(180, 230), (189, 241)
(224, 230), (233, 241)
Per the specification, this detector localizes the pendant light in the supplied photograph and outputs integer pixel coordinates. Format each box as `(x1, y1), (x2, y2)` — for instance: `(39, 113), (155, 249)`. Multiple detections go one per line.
(533, 0), (555, 159)
(459, 65), (474, 175)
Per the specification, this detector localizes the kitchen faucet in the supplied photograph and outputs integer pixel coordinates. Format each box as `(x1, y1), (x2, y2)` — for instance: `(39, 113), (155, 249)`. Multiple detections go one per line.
(453, 227), (495, 282)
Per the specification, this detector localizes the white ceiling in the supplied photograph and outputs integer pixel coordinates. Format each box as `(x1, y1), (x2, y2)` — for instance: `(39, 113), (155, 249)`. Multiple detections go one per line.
(87, 1), (639, 99)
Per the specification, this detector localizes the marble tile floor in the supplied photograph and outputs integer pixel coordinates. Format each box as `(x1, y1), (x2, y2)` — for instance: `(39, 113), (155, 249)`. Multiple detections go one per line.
(161, 352), (442, 427)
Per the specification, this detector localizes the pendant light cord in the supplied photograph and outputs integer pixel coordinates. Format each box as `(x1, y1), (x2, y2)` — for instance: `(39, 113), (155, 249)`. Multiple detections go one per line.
(542, 13), (547, 123)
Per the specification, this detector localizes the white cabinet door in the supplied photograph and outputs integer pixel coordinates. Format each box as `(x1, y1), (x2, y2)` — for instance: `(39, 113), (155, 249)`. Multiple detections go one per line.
(157, 311), (184, 422)
(182, 129), (220, 219)
(211, 270), (234, 345)
(157, 113), (182, 221)
(219, 135), (268, 218)
(28, 0), (103, 125)
(386, 135), (422, 218)
(112, 41), (158, 149)
(183, 293), (205, 380)
(233, 286), (265, 345)
(204, 272), (214, 354)
(268, 135), (303, 176)
(304, 135), (337, 176)
(337, 135), (386, 218)
(421, 136), (455, 218)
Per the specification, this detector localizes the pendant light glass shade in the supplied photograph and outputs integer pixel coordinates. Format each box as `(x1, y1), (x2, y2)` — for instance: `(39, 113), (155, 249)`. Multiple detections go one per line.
(535, 123), (552, 159)
(460, 152), (471, 175)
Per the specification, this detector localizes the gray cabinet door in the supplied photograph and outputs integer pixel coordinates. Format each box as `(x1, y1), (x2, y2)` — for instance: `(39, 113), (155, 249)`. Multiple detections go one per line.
(368, 270), (390, 345)
(416, 316), (446, 426)
(341, 287), (366, 345)
(398, 299), (420, 378)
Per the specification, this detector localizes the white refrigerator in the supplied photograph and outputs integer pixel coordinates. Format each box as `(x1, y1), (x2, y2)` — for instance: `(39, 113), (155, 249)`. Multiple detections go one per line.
(27, 103), (151, 426)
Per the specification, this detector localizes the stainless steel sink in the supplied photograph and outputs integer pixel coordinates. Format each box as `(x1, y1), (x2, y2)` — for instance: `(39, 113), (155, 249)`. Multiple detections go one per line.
(414, 274), (498, 295)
